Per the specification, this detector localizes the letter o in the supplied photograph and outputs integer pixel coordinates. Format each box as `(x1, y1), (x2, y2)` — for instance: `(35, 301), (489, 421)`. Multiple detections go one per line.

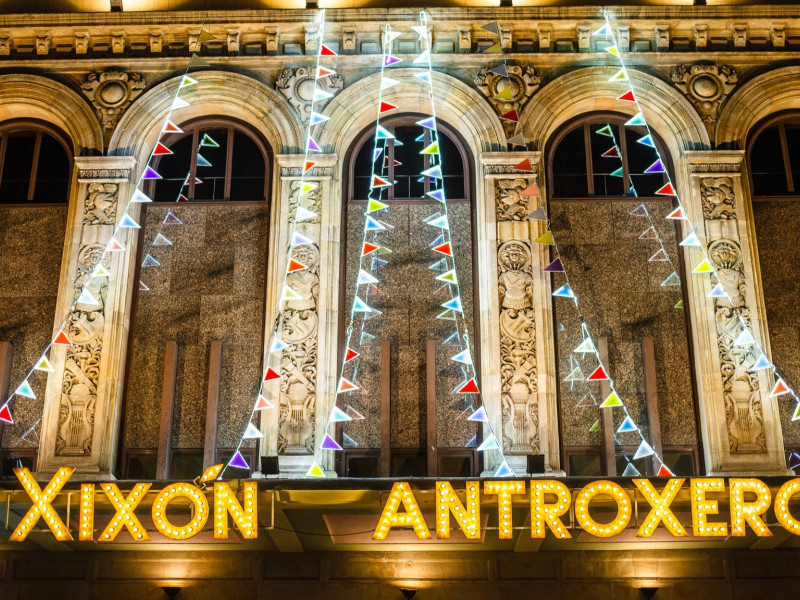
(575, 480), (631, 538)
(152, 483), (209, 540)
(775, 478), (800, 535)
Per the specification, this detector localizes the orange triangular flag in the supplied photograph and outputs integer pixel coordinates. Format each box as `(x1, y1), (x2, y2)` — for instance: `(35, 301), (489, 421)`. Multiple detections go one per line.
(163, 120), (182, 133)
(338, 378), (358, 393)
(264, 367), (281, 381)
(54, 330), (71, 345)
(771, 379), (790, 397)
(521, 183), (539, 196)
(433, 242), (452, 256)
(288, 259), (308, 272)
(255, 395), (274, 410)
(657, 464), (673, 477)
(304, 160), (316, 173)
(362, 242), (379, 256)
(514, 158), (533, 172)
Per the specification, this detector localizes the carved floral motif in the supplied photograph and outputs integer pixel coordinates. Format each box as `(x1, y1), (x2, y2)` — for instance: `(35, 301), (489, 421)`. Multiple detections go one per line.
(475, 65), (540, 136)
(672, 63), (737, 137)
(276, 67), (343, 124)
(81, 69), (145, 134)
(700, 177), (736, 220)
(83, 183), (118, 225)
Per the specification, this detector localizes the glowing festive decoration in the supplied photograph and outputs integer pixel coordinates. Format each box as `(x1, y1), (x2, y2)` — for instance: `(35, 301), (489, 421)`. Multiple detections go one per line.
(544, 258), (564, 272)
(243, 423), (263, 439)
(476, 434), (499, 451)
(535, 231), (554, 244)
(456, 378), (480, 394)
(254, 396), (273, 410)
(11, 468), (75, 541)
(617, 416), (638, 433)
(485, 480), (525, 538)
(153, 233), (172, 246)
(574, 481), (631, 538)
(690, 478), (727, 536)
(330, 406), (353, 422)
(600, 391), (623, 408)
(633, 478), (687, 537)
(625, 113), (646, 127)
(321, 433), (343, 451)
(131, 189), (153, 203)
(0, 404), (12, 424)
(34, 355), (54, 373)
(587, 365), (609, 381)
(729, 478), (771, 537)
(152, 483), (209, 540)
(142, 166), (162, 180)
(228, 451), (249, 469)
(574, 338), (596, 353)
(373, 482), (431, 540)
(771, 378), (790, 397)
(531, 480), (572, 539)
(14, 380), (35, 399)
(552, 283), (575, 298)
(98, 483), (151, 542)
(53, 330), (72, 345)
(119, 214), (140, 229)
(214, 481), (257, 540)
(435, 481), (480, 539)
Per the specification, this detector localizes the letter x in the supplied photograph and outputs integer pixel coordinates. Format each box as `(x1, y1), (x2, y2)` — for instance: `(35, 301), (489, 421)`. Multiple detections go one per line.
(634, 478), (687, 537)
(12, 467), (74, 541)
(99, 483), (152, 542)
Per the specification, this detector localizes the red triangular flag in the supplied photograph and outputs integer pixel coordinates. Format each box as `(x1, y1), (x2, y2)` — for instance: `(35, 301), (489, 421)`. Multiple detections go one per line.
(0, 404), (12, 424)
(320, 44), (337, 56)
(194, 177), (203, 184)
(771, 379), (790, 397)
(657, 463), (673, 477)
(53, 330), (71, 345)
(500, 109), (519, 122)
(521, 183), (539, 196)
(379, 101), (398, 113)
(288, 259), (308, 272)
(618, 90), (636, 102)
(371, 175), (391, 188)
(362, 242), (379, 256)
(345, 348), (359, 363)
(163, 120), (182, 133)
(514, 158), (533, 172)
(456, 378), (480, 394)
(601, 147), (620, 158)
(264, 367), (281, 381)
(655, 182), (675, 196)
(153, 142), (173, 155)
(587, 365), (609, 381)
(433, 242), (452, 256)
(666, 207), (687, 220)
(107, 239), (125, 252)
(338, 378), (358, 393)
(254, 395), (273, 410)
(304, 160), (316, 173)
(178, 194), (189, 202)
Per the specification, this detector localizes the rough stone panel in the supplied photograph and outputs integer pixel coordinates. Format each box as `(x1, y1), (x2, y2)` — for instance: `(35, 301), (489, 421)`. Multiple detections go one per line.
(0, 206), (67, 448)
(495, 557), (558, 579)
(12, 556), (88, 579)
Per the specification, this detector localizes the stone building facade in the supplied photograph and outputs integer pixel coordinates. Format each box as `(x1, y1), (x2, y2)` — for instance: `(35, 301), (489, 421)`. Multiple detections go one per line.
(0, 2), (800, 598)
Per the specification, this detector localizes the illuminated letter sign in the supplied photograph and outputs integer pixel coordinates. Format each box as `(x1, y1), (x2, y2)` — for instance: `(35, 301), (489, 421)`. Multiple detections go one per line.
(691, 478), (727, 536)
(152, 483), (209, 540)
(730, 478), (772, 537)
(634, 478), (686, 537)
(99, 482), (152, 542)
(435, 480), (480, 539)
(531, 480), (572, 539)
(373, 482), (431, 540)
(484, 480), (525, 539)
(575, 480), (631, 538)
(214, 481), (258, 539)
(12, 467), (74, 542)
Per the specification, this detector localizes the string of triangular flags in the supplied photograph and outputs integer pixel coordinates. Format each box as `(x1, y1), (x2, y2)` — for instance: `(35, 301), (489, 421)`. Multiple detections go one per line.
(480, 19), (668, 477)
(221, 9), (335, 476)
(0, 36), (220, 431)
(598, 11), (800, 425)
(304, 22), (400, 478)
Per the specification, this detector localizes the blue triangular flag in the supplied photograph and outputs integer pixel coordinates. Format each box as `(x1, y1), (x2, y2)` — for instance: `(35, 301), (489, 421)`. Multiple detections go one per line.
(552, 284), (574, 298)
(15, 380), (35, 399)
(451, 349), (472, 365)
(365, 216), (386, 231)
(421, 165), (442, 179)
(637, 134), (655, 147)
(617, 416), (638, 433)
(416, 117), (436, 129)
(752, 354), (772, 370)
(141, 254), (160, 267)
(442, 297), (463, 312)
(494, 461), (515, 477)
(120, 214), (140, 229)
(467, 406), (488, 422)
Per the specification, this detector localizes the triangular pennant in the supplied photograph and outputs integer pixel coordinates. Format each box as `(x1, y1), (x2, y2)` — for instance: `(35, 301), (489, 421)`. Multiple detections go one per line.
(282, 287), (302, 301)
(142, 166), (161, 180)
(609, 70), (628, 82)
(119, 214), (140, 228)
(657, 463), (674, 477)
(320, 44), (337, 56)
(600, 391), (623, 408)
(528, 208), (547, 221)
(521, 183), (539, 196)
(153, 233), (172, 246)
(429, 234), (445, 247)
(476, 434), (499, 451)
(593, 23), (613, 36)
(629, 204), (648, 217)
(162, 120), (183, 134)
(415, 116), (436, 130)
(645, 160), (666, 173)
(331, 406), (353, 422)
(254, 395), (274, 410)
(306, 462), (325, 478)
(770, 378), (790, 397)
(383, 55), (402, 67)
(494, 461), (515, 477)
(53, 330), (72, 345)
(601, 147), (620, 158)
(494, 87), (514, 101)
(379, 101), (398, 113)
(679, 233), (701, 247)
(362, 242), (379, 256)
(617, 416), (638, 433)
(344, 348), (360, 363)
(621, 463), (640, 477)
(618, 90), (636, 102)
(638, 226), (657, 240)
(436, 270), (458, 284)
(288, 259), (308, 273)
(200, 133), (219, 147)
(228, 451), (249, 470)
(692, 259), (713, 274)
(321, 433), (343, 451)
(292, 232), (314, 247)
(77, 289), (100, 306)
(0, 405), (12, 425)
(425, 215), (449, 229)
(674, 299), (684, 309)
(188, 53), (209, 68)
(500, 109), (519, 122)
(295, 206), (317, 222)
(666, 206), (687, 220)
(243, 423), (263, 439)
(365, 216), (387, 231)
(153, 142), (173, 156)
(317, 66), (335, 78)
(444, 331), (460, 345)
(552, 284), (574, 298)
(357, 269), (379, 285)
(648, 249), (668, 262)
(381, 77), (399, 90)
(451, 350), (472, 365)
(421, 165), (442, 179)
(141, 253), (158, 266)
(383, 30), (403, 43)
(481, 22), (500, 34)
(179, 74), (197, 88)
(172, 97), (190, 110)
(564, 367), (584, 382)
(610, 167), (624, 177)
(420, 141), (439, 155)
(198, 30), (217, 43)
(506, 133), (526, 147)
(307, 136), (321, 152)
(793, 405), (800, 422)
(456, 378), (480, 394)
(92, 264), (110, 278)
(139, 280), (149, 292)
(437, 308), (457, 320)
(637, 134), (656, 148)
(574, 338), (596, 353)
(353, 297), (373, 312)
(15, 380), (35, 399)
(375, 125), (395, 140)
(589, 420), (601, 432)
(605, 45), (619, 56)
(178, 194), (190, 202)
(484, 42), (502, 54)
(467, 406), (488, 422)
(441, 297), (463, 312)
(346, 405), (365, 420)
(733, 329), (755, 346)
(131, 189), (152, 203)
(264, 367), (281, 382)
(34, 355), (54, 373)
(371, 258), (388, 269)
(625, 113), (647, 127)
(577, 393), (597, 407)
(596, 125), (614, 137)
(535, 231), (554, 244)
(338, 378), (359, 393)
(309, 112), (330, 126)
(514, 158), (533, 172)
(587, 365), (609, 381)
(304, 160), (316, 173)
(661, 272), (680, 286)
(432, 242), (452, 256)
(752, 354), (772, 370)
(707, 283), (726, 298)
(634, 440), (655, 459)
(371, 175), (391, 189)
(488, 64), (509, 77)
(107, 238), (125, 252)
(312, 88), (333, 102)
(270, 338), (289, 354)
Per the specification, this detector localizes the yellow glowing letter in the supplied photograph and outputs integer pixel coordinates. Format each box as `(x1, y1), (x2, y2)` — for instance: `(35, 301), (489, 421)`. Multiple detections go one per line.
(775, 478), (800, 535)
(484, 480), (525, 539)
(435, 480), (480, 539)
(99, 483), (152, 542)
(79, 483), (95, 541)
(575, 480), (631, 538)
(690, 478), (727, 536)
(634, 478), (686, 537)
(730, 478), (772, 537)
(531, 480), (571, 539)
(214, 481), (258, 539)
(152, 483), (209, 540)
(373, 482), (431, 540)
(12, 467), (74, 542)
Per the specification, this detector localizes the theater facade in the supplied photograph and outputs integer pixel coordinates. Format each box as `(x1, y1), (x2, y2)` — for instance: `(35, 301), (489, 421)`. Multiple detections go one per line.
(1, 1), (800, 598)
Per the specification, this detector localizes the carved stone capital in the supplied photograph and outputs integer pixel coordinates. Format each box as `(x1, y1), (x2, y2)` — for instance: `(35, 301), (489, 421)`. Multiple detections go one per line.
(537, 23), (551, 50)
(694, 24), (708, 49)
(0, 32), (11, 56)
(655, 24), (669, 51)
(672, 63), (738, 138)
(577, 23), (591, 52)
(35, 33), (51, 55)
(733, 23), (747, 48)
(227, 28), (240, 53)
(187, 29), (201, 53)
(149, 30), (162, 53)
(81, 69), (146, 135)
(475, 65), (540, 135)
(275, 67), (343, 124)
(342, 27), (356, 54)
(111, 30), (126, 54)
(772, 23), (786, 47)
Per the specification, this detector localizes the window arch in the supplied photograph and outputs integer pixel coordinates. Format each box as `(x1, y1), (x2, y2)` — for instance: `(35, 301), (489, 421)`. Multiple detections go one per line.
(0, 121), (72, 204)
(145, 117), (270, 202)
(748, 113), (800, 466)
(547, 113), (700, 477)
(337, 114), (478, 478)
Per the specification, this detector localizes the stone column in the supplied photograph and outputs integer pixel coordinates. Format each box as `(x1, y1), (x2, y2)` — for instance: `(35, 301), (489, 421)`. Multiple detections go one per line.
(37, 156), (139, 477)
(260, 154), (337, 475)
(683, 150), (788, 474)
(479, 151), (561, 474)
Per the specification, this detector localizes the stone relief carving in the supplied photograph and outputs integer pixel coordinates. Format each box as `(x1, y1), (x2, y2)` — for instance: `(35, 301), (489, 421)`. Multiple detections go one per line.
(537, 24), (552, 50)
(616, 26), (630, 52)
(700, 177), (737, 220)
(83, 183), (119, 225)
(0, 33), (11, 56)
(149, 30), (162, 53)
(276, 67), (343, 124)
(227, 29), (240, 53)
(458, 27), (471, 53)
(475, 65), (540, 136)
(655, 24), (670, 51)
(497, 240), (538, 454)
(708, 238), (765, 454)
(495, 178), (532, 221)
(772, 24), (786, 47)
(304, 25), (319, 55)
(111, 31), (126, 54)
(278, 241), (320, 454)
(342, 27), (356, 54)
(288, 179), (322, 224)
(672, 63), (738, 136)
(35, 34), (50, 55)
(81, 69), (146, 134)
(694, 25), (709, 49)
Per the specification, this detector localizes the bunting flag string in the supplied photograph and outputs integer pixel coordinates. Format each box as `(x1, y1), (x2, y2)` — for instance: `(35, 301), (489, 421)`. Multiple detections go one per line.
(0, 28), (221, 429)
(599, 9), (800, 425)
(221, 9), (335, 477)
(420, 11), (513, 477)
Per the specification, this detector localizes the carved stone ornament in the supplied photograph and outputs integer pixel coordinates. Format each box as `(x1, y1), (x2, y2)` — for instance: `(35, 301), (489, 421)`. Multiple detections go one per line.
(497, 239), (539, 454)
(75, 32), (90, 55)
(83, 183), (119, 226)
(458, 27), (471, 53)
(36, 34), (51, 56)
(672, 63), (738, 133)
(537, 24), (551, 50)
(0, 33), (10, 56)
(304, 24), (319, 55)
(81, 69), (146, 134)
(495, 178), (533, 221)
(265, 27), (280, 55)
(475, 65), (540, 135)
(342, 27), (356, 54)
(700, 177), (737, 220)
(227, 28), (241, 53)
(111, 31), (126, 54)
(707, 238), (765, 454)
(276, 67), (343, 124)
(149, 30), (163, 53)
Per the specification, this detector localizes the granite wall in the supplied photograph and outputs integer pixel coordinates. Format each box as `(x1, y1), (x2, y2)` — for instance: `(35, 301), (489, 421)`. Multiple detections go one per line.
(122, 203), (268, 453)
(752, 198), (800, 446)
(0, 206), (67, 448)
(549, 199), (698, 455)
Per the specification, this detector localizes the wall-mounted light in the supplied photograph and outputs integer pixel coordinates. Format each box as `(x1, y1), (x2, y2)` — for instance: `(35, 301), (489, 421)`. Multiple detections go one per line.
(110, 0), (123, 11)
(400, 589), (418, 600)
(161, 587), (182, 599)
(640, 588), (659, 599)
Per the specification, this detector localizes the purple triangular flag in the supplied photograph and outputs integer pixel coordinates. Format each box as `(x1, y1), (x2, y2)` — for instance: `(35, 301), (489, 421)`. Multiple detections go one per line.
(544, 258), (564, 272)
(228, 451), (249, 469)
(644, 159), (665, 173)
(321, 433), (343, 451)
(142, 166), (162, 180)
(307, 136), (321, 152)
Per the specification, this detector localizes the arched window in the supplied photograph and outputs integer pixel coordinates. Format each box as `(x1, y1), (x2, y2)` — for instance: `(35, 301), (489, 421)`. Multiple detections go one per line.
(337, 115), (478, 478)
(0, 121), (72, 204)
(120, 118), (272, 479)
(748, 114), (800, 466)
(146, 118), (270, 202)
(547, 114), (699, 477)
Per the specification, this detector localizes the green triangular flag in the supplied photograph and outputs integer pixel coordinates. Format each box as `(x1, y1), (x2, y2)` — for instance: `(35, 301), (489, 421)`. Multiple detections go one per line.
(484, 42), (502, 54)
(366, 199), (388, 213)
(436, 270), (458, 284)
(35, 355), (54, 372)
(574, 338), (596, 353)
(437, 308), (458, 320)
(534, 231), (554, 244)
(589, 420), (601, 432)
(494, 87), (513, 100)
(189, 53), (209, 68)
(692, 259), (713, 274)
(600, 391), (623, 408)
(793, 404), (800, 422)
(595, 125), (614, 137)
(198, 30), (218, 43)
(564, 367), (584, 382)
(306, 462), (325, 478)
(420, 141), (438, 155)
(674, 299), (684, 309)
(200, 133), (219, 147)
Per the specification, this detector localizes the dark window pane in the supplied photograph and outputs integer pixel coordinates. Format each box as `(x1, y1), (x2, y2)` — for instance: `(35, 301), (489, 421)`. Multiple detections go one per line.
(552, 127), (588, 197)
(590, 123), (624, 196)
(34, 134), (70, 203)
(393, 125), (426, 198)
(662, 451), (695, 476)
(193, 128), (228, 200)
(785, 124), (800, 192)
(1, 133), (35, 202)
(230, 131), (266, 200)
(169, 451), (204, 480)
(152, 134), (193, 201)
(751, 126), (789, 196)
(567, 452), (603, 476)
(440, 132), (465, 199)
(126, 453), (157, 480)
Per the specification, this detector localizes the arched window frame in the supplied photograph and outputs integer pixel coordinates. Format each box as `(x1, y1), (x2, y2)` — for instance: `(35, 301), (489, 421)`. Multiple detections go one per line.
(0, 120), (73, 204)
(747, 112), (800, 198)
(144, 116), (271, 203)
